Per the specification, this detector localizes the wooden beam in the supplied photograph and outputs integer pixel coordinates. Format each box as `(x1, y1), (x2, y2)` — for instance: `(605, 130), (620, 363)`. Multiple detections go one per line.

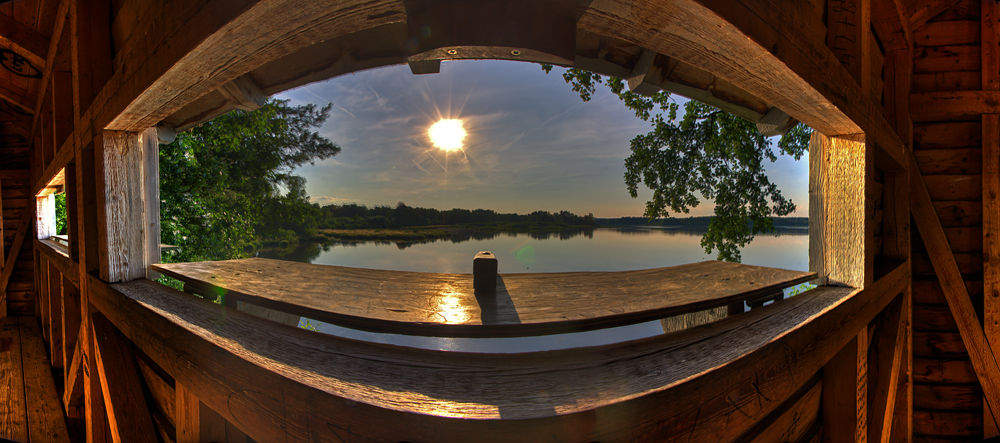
(0, 12), (50, 67)
(87, 262), (907, 442)
(0, 205), (34, 309)
(909, 91), (1000, 122)
(216, 74), (265, 112)
(909, 153), (1000, 425)
(27, 0), (68, 150)
(141, 128), (159, 280)
(872, 0), (912, 51)
(48, 260), (63, 368)
(95, 131), (146, 283)
(84, 309), (110, 443)
(823, 328), (869, 443)
(809, 132), (874, 288)
(61, 274), (80, 384)
(62, 325), (84, 420)
(909, 0), (963, 31)
(91, 311), (157, 443)
(985, 1), (1000, 437)
(868, 295), (906, 443)
(828, 0), (872, 94)
(177, 382), (246, 443)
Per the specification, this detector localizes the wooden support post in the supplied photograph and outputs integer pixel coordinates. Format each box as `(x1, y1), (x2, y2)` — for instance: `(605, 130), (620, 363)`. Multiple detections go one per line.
(141, 128), (159, 280)
(48, 260), (63, 369)
(62, 275), (80, 384)
(824, 328), (869, 443)
(809, 132), (875, 288)
(984, 0), (1000, 437)
(828, 0), (872, 94)
(177, 382), (248, 443)
(84, 307), (110, 443)
(910, 154), (1000, 426)
(91, 311), (157, 443)
(66, 163), (79, 261)
(868, 295), (906, 443)
(889, 288), (912, 443)
(38, 257), (49, 342)
(95, 131), (146, 283)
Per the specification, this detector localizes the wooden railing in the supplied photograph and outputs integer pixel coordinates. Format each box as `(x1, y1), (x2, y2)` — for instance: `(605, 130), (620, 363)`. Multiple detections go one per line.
(29, 237), (912, 442)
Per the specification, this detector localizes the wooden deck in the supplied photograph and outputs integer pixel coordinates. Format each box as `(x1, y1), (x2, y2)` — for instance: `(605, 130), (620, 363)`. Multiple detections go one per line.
(154, 258), (817, 337)
(0, 317), (70, 443)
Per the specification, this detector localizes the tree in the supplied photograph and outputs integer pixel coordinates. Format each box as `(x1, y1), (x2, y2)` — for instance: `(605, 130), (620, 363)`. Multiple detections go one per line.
(543, 65), (811, 262)
(159, 98), (339, 262)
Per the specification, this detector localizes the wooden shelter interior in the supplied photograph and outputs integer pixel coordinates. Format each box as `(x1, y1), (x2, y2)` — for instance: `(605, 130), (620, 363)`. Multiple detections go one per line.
(0, 0), (998, 441)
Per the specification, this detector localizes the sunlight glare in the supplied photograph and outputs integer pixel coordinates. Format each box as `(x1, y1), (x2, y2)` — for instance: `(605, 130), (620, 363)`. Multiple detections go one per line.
(428, 119), (467, 152)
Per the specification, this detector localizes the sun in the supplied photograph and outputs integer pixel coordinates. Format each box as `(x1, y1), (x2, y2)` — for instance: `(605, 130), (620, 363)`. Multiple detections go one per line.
(428, 119), (467, 152)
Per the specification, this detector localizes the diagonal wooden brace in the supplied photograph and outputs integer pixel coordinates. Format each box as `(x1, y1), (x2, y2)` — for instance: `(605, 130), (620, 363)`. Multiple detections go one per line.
(909, 153), (1000, 422)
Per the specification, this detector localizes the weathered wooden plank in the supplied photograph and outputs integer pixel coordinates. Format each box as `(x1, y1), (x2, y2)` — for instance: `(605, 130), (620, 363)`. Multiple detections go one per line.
(61, 274), (79, 385)
(914, 149), (981, 175)
(915, 304), (960, 330)
(913, 383), (982, 409)
(62, 325), (83, 420)
(0, 10), (50, 66)
(984, 4), (1000, 425)
(177, 382), (245, 443)
(137, 353), (175, 431)
(910, 0), (967, 30)
(141, 127), (159, 280)
(34, 238), (77, 286)
(85, 314), (110, 443)
(869, 295), (906, 443)
(155, 259), (816, 338)
(913, 252), (982, 276)
(913, 410), (982, 436)
(913, 227), (982, 253)
(921, 174), (982, 200)
(824, 329), (869, 442)
(19, 317), (71, 443)
(96, 130), (145, 283)
(829, 0), (872, 94)
(0, 317), (26, 441)
(914, 331), (968, 356)
(91, 311), (157, 443)
(89, 263), (906, 442)
(808, 132), (873, 288)
(914, 44), (980, 73)
(914, 358), (979, 383)
(909, 153), (1000, 424)
(913, 279), (983, 305)
(932, 201), (982, 226)
(873, 0), (912, 50)
(914, 20), (979, 46)
(745, 375), (822, 443)
(911, 91), (1000, 121)
(48, 259), (62, 368)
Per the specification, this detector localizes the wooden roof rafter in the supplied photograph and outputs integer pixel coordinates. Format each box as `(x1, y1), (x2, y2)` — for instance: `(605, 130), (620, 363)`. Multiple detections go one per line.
(0, 11), (49, 68)
(908, 0), (966, 31)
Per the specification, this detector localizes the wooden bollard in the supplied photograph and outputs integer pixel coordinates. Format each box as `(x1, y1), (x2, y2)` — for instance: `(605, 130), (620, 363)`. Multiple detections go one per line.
(473, 251), (498, 293)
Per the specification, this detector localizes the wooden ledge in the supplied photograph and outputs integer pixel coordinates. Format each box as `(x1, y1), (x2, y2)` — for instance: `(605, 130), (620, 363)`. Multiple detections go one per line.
(88, 260), (907, 442)
(34, 238), (78, 287)
(153, 258), (816, 337)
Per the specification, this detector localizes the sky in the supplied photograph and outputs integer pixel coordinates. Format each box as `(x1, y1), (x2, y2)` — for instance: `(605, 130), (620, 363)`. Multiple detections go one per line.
(275, 60), (809, 218)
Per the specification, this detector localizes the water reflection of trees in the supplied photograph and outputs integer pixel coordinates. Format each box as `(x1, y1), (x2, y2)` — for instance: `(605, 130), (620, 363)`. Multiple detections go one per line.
(610, 227), (808, 237)
(258, 228), (598, 261)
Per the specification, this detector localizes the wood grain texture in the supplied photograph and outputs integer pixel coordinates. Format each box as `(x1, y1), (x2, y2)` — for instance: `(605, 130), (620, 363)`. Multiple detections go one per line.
(914, 383), (983, 409)
(873, 0), (912, 50)
(61, 273), (79, 386)
(910, 0), (966, 30)
(914, 121), (981, 149)
(746, 375), (822, 443)
(96, 130), (145, 283)
(914, 20), (979, 46)
(141, 127), (158, 280)
(19, 317), (71, 443)
(869, 295), (906, 443)
(88, 263), (906, 442)
(911, 91), (1000, 121)
(0, 204), (34, 310)
(177, 382), (244, 443)
(913, 410), (982, 436)
(154, 258), (815, 338)
(915, 358), (979, 383)
(808, 132), (873, 288)
(909, 153), (1000, 424)
(47, 259), (62, 369)
(91, 311), (157, 443)
(0, 317), (26, 441)
(824, 328), (869, 443)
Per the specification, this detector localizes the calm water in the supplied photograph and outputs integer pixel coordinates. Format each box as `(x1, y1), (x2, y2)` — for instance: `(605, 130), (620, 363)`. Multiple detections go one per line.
(260, 227), (809, 352)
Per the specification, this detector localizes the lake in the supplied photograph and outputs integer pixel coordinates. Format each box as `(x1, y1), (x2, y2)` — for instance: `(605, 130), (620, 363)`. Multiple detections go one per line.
(259, 227), (810, 352)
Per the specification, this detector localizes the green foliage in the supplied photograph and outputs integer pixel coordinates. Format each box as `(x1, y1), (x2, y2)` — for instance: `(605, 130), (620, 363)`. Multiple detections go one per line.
(54, 193), (67, 235)
(159, 98), (339, 262)
(544, 65), (812, 262)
